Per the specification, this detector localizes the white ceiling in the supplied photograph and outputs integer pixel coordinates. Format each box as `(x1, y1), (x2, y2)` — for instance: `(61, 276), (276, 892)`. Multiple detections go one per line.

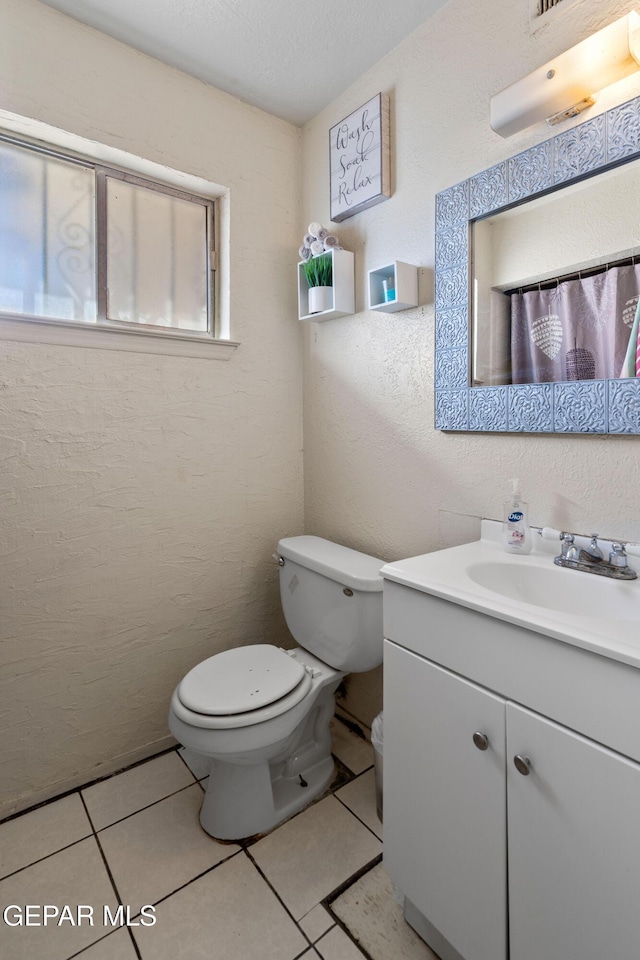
(39, 0), (450, 125)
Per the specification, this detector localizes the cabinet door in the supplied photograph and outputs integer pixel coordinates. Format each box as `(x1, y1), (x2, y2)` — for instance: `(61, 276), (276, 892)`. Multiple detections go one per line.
(384, 641), (507, 960)
(507, 703), (640, 960)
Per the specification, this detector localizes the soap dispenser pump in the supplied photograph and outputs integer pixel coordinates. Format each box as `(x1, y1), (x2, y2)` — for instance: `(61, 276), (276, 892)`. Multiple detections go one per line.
(501, 478), (531, 555)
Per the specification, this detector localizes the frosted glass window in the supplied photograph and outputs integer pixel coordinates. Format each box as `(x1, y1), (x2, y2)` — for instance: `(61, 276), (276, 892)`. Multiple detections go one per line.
(106, 178), (208, 332)
(0, 132), (216, 339)
(0, 142), (96, 321)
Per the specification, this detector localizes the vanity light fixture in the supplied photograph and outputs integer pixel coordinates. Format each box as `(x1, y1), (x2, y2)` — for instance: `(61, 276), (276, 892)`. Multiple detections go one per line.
(490, 11), (640, 137)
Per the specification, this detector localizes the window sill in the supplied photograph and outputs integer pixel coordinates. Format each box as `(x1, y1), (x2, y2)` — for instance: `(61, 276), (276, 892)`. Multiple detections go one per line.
(0, 314), (239, 360)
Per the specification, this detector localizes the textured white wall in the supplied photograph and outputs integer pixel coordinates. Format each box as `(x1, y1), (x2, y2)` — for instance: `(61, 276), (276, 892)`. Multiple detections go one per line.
(301, 0), (640, 725)
(0, 0), (302, 815)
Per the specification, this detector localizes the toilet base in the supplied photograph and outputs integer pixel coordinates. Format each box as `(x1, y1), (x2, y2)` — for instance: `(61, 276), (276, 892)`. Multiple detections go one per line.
(200, 751), (334, 842)
(198, 682), (338, 841)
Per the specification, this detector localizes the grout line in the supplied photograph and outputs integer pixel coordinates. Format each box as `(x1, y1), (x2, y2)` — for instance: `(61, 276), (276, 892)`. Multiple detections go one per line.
(318, 919), (371, 959)
(132, 847), (243, 912)
(333, 712), (370, 742)
(1, 723), (380, 948)
(293, 946), (321, 959)
(0, 777), (200, 883)
(79, 745), (181, 790)
(175, 746), (210, 781)
(80, 793), (245, 957)
(335, 762), (375, 784)
(0, 737), (368, 880)
(320, 915), (372, 960)
(344, 764), (374, 778)
(78, 792), (144, 960)
(242, 848), (316, 952)
(0, 784), (86, 828)
(93, 781), (198, 833)
(0, 744), (185, 828)
(331, 753), (360, 784)
(333, 791), (382, 843)
(0, 827), (92, 883)
(0, 717), (367, 828)
(65, 929), (124, 960)
(321, 854), (383, 960)
(0, 772), (380, 893)
(323, 853), (383, 908)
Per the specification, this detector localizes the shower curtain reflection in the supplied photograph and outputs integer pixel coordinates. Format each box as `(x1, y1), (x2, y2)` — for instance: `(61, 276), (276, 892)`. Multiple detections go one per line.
(510, 262), (640, 384)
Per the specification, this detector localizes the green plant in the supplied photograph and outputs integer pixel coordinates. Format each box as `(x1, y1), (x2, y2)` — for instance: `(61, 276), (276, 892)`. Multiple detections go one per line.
(302, 252), (332, 288)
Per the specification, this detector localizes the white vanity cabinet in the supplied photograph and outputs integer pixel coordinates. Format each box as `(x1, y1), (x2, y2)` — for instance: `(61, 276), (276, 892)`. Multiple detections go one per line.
(384, 643), (507, 960)
(383, 579), (640, 960)
(506, 702), (640, 960)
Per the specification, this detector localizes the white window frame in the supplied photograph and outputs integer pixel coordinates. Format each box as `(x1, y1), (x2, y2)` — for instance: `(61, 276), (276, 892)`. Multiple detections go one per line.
(0, 123), (237, 361)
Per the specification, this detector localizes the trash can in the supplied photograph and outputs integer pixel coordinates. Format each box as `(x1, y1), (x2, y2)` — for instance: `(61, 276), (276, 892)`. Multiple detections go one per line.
(371, 711), (383, 823)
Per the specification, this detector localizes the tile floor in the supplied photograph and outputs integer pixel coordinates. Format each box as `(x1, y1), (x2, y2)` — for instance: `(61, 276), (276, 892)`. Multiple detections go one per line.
(0, 717), (435, 960)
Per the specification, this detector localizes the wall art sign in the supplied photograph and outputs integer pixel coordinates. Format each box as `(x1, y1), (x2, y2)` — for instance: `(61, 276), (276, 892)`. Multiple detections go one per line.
(329, 93), (391, 222)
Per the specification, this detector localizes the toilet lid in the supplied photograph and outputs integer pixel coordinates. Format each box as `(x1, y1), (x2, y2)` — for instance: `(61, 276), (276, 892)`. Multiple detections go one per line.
(177, 644), (307, 716)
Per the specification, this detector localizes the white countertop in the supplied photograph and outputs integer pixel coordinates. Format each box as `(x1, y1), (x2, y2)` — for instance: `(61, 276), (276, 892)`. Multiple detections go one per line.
(381, 520), (640, 671)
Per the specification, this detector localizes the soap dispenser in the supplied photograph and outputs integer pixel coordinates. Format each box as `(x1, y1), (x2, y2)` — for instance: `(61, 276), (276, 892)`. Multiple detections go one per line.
(501, 478), (531, 554)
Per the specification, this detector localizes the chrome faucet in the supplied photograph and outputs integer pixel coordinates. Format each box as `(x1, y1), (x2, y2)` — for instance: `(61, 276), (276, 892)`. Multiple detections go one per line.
(609, 542), (630, 569)
(582, 534), (603, 562)
(559, 533), (580, 563)
(554, 531), (637, 580)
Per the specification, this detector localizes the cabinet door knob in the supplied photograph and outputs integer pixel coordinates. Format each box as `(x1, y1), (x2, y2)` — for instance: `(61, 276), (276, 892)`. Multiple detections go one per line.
(472, 731), (489, 751)
(513, 755), (531, 776)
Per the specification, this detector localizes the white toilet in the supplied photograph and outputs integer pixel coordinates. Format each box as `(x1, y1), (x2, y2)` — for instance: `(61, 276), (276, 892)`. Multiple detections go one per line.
(169, 535), (383, 841)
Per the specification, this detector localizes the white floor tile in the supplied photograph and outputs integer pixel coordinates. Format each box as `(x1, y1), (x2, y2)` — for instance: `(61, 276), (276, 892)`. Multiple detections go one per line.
(0, 837), (118, 960)
(299, 903), (335, 942)
(82, 752), (195, 830)
(133, 853), (307, 960)
(336, 770), (382, 839)
(315, 925), (366, 960)
(178, 745), (212, 780)
(0, 793), (92, 879)
(330, 719), (374, 775)
(0, 743), (418, 960)
(250, 795), (381, 920)
(74, 929), (139, 959)
(331, 863), (438, 960)
(98, 784), (240, 909)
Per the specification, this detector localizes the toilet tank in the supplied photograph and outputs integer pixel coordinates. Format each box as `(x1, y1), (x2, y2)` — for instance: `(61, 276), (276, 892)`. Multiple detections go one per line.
(277, 536), (383, 673)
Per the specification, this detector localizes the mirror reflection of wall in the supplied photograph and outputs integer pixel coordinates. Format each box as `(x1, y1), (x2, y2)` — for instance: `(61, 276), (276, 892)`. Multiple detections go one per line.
(472, 158), (640, 387)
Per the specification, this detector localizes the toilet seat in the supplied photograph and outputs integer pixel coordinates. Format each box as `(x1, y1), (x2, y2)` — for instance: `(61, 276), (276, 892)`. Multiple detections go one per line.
(174, 645), (314, 729)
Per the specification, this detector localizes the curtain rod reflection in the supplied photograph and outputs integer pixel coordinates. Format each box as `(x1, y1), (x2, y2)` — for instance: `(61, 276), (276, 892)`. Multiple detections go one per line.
(505, 252), (640, 296)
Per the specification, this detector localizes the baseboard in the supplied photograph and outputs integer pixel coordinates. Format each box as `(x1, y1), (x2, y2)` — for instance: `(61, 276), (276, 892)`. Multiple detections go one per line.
(0, 735), (177, 821)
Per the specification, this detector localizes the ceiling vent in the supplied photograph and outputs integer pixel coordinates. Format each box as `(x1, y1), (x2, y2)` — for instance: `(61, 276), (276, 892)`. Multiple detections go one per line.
(530, 0), (577, 33)
(537, 0), (563, 14)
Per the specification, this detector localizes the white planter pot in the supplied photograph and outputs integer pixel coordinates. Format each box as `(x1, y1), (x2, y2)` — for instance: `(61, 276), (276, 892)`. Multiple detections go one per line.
(308, 285), (333, 314)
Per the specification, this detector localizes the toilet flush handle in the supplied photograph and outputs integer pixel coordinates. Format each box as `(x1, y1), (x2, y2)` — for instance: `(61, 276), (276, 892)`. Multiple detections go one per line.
(272, 553), (285, 566)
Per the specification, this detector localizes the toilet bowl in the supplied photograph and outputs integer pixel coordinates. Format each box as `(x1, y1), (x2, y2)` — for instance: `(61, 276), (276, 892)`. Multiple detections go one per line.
(168, 536), (383, 841)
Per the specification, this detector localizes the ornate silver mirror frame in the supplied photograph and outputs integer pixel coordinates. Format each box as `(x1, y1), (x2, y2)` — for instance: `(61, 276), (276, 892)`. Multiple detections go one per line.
(434, 95), (640, 434)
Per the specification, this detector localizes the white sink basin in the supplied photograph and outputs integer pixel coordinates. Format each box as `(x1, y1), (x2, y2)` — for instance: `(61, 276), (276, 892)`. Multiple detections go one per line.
(466, 561), (640, 621)
(381, 520), (640, 669)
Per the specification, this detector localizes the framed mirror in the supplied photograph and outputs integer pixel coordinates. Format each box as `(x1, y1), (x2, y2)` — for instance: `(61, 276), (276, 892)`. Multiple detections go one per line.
(434, 94), (640, 433)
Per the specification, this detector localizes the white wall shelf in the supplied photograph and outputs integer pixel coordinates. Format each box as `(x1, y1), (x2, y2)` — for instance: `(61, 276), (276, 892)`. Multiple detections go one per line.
(297, 249), (355, 322)
(368, 261), (418, 312)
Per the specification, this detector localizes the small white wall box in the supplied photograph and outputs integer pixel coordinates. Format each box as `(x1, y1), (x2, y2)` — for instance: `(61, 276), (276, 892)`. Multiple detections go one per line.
(297, 249), (355, 322)
(368, 261), (418, 312)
